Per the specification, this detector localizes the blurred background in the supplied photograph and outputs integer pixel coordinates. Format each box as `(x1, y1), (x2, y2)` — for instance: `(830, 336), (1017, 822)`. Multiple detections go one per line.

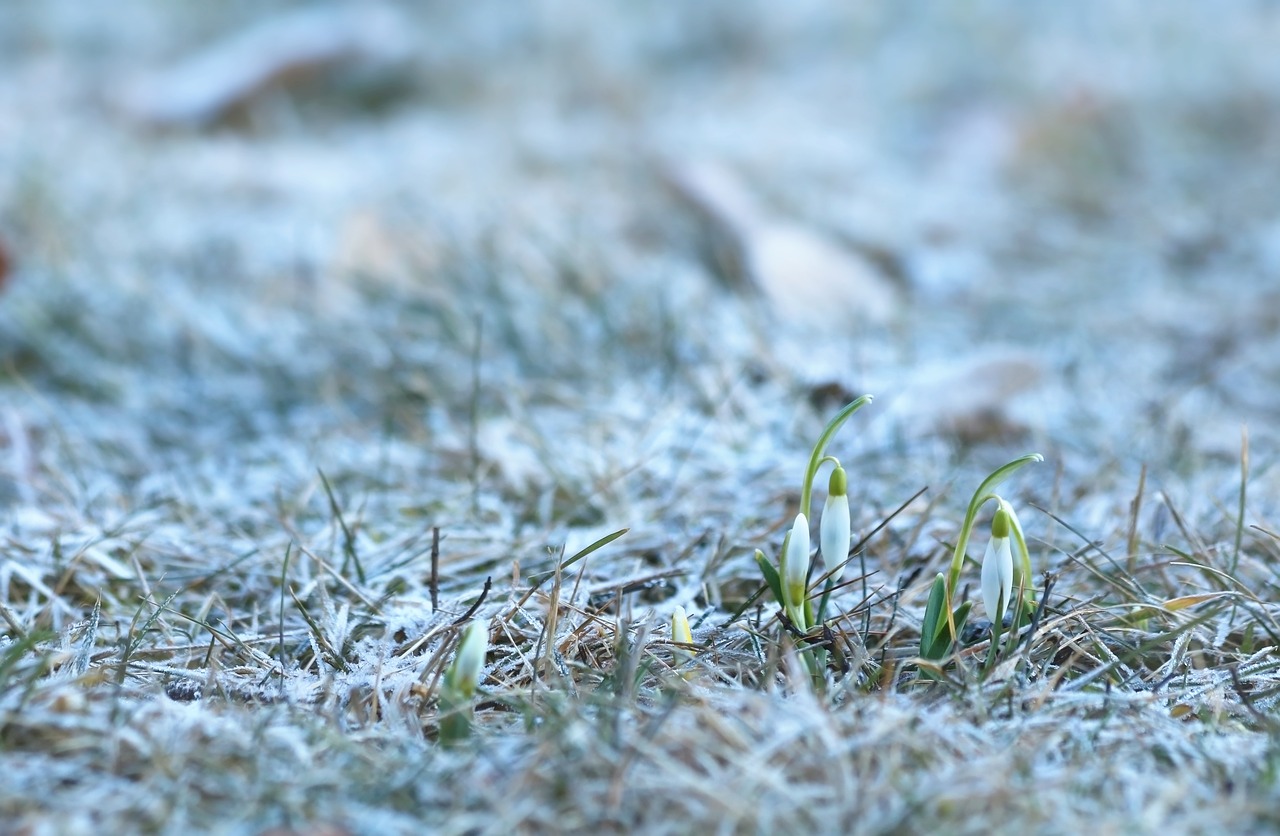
(1, 0), (1278, 526)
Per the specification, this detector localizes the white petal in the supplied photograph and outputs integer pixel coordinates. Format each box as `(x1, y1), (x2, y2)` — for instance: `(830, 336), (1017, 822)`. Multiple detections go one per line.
(981, 536), (1014, 620)
(998, 536), (1014, 618)
(819, 493), (851, 583)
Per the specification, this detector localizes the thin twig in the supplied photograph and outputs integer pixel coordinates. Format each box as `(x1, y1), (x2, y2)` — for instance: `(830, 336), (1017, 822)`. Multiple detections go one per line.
(430, 526), (441, 611)
(451, 577), (493, 626)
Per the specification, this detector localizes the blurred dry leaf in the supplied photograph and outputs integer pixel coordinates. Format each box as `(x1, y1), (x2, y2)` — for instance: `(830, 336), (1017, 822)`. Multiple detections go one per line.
(663, 160), (899, 329)
(332, 210), (447, 290)
(1009, 88), (1132, 216)
(118, 4), (412, 128)
(883, 348), (1044, 441)
(0, 232), (10, 291)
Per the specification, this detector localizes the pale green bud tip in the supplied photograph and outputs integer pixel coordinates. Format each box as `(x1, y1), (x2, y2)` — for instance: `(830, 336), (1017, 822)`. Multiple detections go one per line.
(991, 506), (1011, 539)
(828, 464), (847, 497)
(671, 606), (693, 646)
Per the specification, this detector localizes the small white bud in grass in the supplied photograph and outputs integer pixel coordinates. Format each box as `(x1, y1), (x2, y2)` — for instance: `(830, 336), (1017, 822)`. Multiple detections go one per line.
(819, 465), (851, 583)
(439, 620), (489, 744)
(446, 620), (488, 700)
(671, 605), (695, 679)
(783, 513), (810, 614)
(671, 606), (693, 646)
(981, 507), (1015, 621)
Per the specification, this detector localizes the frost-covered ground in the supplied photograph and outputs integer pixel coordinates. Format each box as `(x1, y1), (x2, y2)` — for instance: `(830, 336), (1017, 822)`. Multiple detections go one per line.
(2, 2), (1280, 833)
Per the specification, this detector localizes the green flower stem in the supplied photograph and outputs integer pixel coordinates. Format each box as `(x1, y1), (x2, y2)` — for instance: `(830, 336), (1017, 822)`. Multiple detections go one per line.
(438, 690), (473, 745)
(984, 608), (1004, 672)
(947, 454), (1042, 593)
(799, 396), (873, 520)
(815, 578), (835, 625)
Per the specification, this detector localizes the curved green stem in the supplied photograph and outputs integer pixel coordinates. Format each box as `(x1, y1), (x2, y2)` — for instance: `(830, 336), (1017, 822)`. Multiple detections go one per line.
(947, 454), (1042, 592)
(799, 396), (873, 519)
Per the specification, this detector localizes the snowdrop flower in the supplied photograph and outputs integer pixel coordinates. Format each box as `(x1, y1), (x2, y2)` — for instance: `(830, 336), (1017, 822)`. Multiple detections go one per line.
(783, 512), (811, 619)
(445, 620), (488, 700)
(981, 507), (1014, 621)
(819, 464), (850, 583)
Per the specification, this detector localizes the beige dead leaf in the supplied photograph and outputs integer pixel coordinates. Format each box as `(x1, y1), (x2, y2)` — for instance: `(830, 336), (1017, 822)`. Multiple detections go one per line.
(331, 210), (447, 292)
(882, 348), (1044, 441)
(1162, 593), (1231, 611)
(0, 232), (10, 291)
(663, 159), (899, 329)
(118, 4), (412, 128)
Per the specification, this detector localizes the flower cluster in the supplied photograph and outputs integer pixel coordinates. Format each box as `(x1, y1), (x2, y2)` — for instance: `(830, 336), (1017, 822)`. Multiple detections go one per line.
(920, 454), (1041, 665)
(755, 398), (1041, 682)
(752, 396), (872, 652)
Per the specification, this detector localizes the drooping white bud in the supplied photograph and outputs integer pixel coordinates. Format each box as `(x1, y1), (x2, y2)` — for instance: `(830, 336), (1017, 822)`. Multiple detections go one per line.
(819, 465), (851, 583)
(980, 507), (1014, 621)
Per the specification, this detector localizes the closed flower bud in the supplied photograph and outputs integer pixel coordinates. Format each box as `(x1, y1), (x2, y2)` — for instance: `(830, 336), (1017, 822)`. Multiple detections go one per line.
(981, 507), (1014, 621)
(670, 605), (696, 679)
(671, 605), (693, 646)
(819, 465), (851, 583)
(783, 513), (811, 614)
(446, 620), (488, 700)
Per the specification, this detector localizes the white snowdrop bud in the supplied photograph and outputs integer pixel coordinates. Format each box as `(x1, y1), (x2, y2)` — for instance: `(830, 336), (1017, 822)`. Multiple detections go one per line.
(819, 465), (851, 583)
(783, 513), (811, 614)
(981, 507), (1015, 621)
(446, 620), (488, 700)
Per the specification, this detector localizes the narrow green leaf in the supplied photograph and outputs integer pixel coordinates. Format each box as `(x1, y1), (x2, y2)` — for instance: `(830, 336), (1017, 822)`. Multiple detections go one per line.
(920, 573), (946, 658)
(755, 549), (784, 605)
(530, 528), (630, 586)
(951, 602), (971, 642)
(565, 528), (630, 568)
